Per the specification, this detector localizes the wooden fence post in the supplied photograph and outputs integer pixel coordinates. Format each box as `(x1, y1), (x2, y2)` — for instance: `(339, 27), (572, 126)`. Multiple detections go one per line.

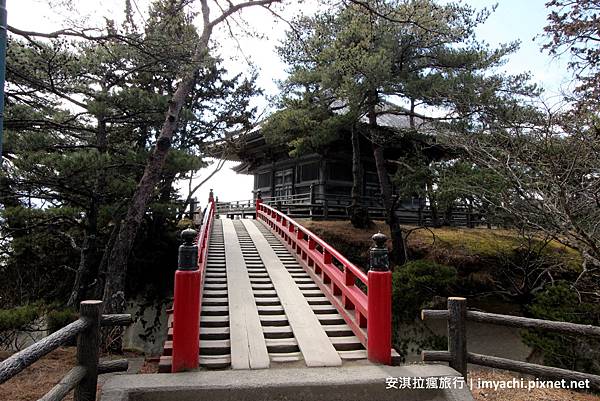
(448, 297), (467, 378)
(74, 300), (102, 401)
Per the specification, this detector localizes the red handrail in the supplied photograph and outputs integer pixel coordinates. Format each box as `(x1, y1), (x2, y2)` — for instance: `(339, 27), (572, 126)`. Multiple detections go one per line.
(171, 199), (215, 373)
(197, 200), (215, 266)
(256, 202), (370, 346)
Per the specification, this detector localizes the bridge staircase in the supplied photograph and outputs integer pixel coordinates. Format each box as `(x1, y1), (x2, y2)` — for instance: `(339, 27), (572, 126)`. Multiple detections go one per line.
(99, 193), (473, 401)
(160, 193), (392, 373)
(160, 215), (369, 371)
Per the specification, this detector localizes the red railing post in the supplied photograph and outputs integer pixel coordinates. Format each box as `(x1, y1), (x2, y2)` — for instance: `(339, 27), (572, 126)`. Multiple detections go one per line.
(255, 190), (263, 218)
(171, 228), (200, 372)
(367, 232), (392, 365)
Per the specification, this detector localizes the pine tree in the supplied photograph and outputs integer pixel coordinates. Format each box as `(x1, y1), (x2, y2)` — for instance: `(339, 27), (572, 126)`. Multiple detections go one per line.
(266, 0), (537, 264)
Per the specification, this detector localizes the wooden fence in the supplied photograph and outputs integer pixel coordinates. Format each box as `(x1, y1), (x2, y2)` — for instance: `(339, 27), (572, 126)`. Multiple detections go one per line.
(0, 300), (132, 401)
(421, 297), (600, 390)
(213, 193), (485, 227)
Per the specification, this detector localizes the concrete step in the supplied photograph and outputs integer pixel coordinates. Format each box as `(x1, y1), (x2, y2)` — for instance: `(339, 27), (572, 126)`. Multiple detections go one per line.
(248, 276), (270, 281)
(200, 326), (230, 341)
(252, 284), (275, 290)
(257, 305), (285, 315)
(202, 298), (228, 307)
(297, 284), (319, 290)
(201, 315), (229, 327)
(254, 290), (278, 297)
(204, 284), (228, 291)
(157, 355), (171, 373)
(270, 351), (303, 363)
(205, 279), (227, 285)
(205, 267), (226, 272)
(260, 315), (289, 326)
(201, 306), (228, 316)
(265, 338), (300, 353)
(199, 339), (231, 355)
(302, 290), (327, 297)
(199, 354), (231, 369)
(317, 314), (346, 325)
(254, 297), (281, 306)
(204, 290), (228, 298)
(307, 297), (331, 306)
(205, 273), (227, 279)
(309, 304), (338, 314)
(323, 324), (355, 337)
(247, 273), (270, 278)
(339, 349), (368, 360)
(330, 336), (364, 351)
(262, 326), (294, 339)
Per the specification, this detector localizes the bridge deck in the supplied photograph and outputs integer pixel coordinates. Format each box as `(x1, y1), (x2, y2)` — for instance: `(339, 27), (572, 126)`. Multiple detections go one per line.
(163, 217), (367, 371)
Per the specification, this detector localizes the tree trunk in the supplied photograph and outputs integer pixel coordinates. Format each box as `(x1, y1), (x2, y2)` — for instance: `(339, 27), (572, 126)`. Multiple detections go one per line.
(367, 92), (406, 265)
(102, 44), (208, 319)
(426, 178), (440, 227)
(349, 125), (369, 228)
(93, 221), (120, 300)
(99, 0), (282, 347)
(68, 116), (106, 307)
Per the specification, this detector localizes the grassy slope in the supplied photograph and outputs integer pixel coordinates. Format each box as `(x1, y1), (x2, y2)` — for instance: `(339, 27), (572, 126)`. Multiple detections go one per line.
(299, 219), (582, 271)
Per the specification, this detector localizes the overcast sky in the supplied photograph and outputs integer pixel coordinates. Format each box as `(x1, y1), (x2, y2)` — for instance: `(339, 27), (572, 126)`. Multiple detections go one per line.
(9, 0), (572, 205)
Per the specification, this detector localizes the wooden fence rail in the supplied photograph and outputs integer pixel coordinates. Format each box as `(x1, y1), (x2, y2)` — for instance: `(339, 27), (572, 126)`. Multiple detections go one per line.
(211, 191), (486, 228)
(421, 297), (600, 390)
(0, 300), (132, 401)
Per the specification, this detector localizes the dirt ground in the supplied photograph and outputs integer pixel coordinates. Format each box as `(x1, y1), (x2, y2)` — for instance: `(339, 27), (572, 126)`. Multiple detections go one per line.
(0, 347), (76, 401)
(1, 348), (598, 401)
(0, 347), (154, 401)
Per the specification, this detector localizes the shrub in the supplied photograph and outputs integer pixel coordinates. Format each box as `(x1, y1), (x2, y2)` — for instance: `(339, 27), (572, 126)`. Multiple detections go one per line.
(391, 259), (457, 360)
(392, 259), (457, 322)
(0, 305), (40, 332)
(0, 304), (42, 349)
(47, 307), (78, 334)
(522, 282), (600, 375)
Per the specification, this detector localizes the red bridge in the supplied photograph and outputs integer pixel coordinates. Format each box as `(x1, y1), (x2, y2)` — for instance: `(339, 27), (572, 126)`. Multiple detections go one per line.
(159, 193), (396, 372)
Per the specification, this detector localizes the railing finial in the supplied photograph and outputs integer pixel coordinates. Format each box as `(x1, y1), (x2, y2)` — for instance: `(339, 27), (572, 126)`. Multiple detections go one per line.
(208, 189), (214, 202)
(369, 232), (389, 272)
(178, 228), (198, 271)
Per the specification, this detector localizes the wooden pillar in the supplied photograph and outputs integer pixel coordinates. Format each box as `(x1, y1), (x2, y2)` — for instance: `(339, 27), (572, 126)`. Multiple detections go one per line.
(309, 184), (315, 218)
(74, 300), (102, 401)
(448, 297), (467, 378)
(271, 162), (276, 198)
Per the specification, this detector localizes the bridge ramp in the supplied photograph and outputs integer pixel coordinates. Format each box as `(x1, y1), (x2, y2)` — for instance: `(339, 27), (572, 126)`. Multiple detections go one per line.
(171, 217), (368, 370)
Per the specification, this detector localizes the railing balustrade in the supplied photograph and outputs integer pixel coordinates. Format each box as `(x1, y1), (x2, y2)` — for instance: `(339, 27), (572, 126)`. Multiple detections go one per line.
(170, 193), (216, 373)
(421, 297), (600, 389)
(256, 199), (393, 365)
(0, 301), (132, 401)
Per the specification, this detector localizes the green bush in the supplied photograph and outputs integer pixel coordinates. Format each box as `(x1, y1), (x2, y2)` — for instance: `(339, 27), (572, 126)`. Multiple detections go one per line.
(0, 304), (40, 331)
(522, 282), (600, 375)
(391, 259), (457, 360)
(47, 307), (78, 334)
(392, 259), (457, 322)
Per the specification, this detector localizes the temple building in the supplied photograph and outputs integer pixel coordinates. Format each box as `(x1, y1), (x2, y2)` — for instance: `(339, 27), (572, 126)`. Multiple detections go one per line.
(224, 107), (450, 221)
